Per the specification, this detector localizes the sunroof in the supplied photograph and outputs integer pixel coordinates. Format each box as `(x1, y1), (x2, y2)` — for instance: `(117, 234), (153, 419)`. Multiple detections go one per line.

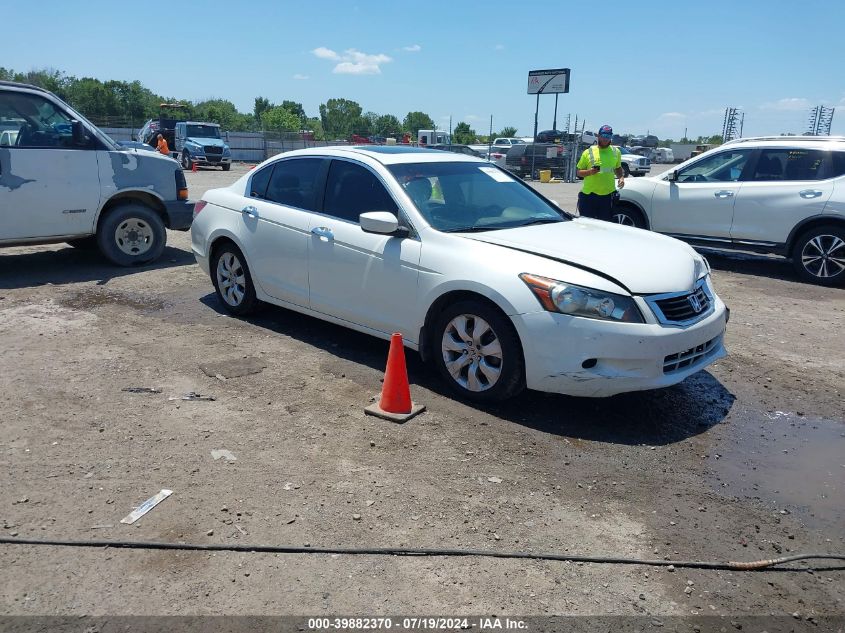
(351, 146), (436, 154)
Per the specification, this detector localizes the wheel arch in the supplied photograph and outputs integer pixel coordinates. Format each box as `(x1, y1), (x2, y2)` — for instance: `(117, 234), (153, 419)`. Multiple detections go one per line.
(785, 215), (845, 255)
(614, 199), (650, 229)
(96, 191), (167, 230)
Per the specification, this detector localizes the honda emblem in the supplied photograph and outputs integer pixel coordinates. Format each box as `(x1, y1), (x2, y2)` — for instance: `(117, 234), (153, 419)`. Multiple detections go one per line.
(688, 294), (703, 313)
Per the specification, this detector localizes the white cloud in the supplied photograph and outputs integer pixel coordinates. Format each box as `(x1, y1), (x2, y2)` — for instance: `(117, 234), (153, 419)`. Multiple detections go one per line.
(313, 47), (392, 75)
(658, 112), (685, 120)
(312, 47), (340, 60)
(760, 98), (811, 111)
(293, 74), (309, 80)
(402, 44), (421, 52)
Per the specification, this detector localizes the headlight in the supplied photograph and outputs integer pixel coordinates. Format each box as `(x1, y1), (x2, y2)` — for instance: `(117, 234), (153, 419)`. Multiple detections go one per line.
(223, 147), (231, 156)
(519, 274), (644, 323)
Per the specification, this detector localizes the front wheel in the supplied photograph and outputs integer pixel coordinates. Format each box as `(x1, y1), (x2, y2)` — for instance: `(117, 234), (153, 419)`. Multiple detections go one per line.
(181, 151), (191, 170)
(621, 163), (631, 177)
(432, 299), (524, 402)
(211, 243), (259, 315)
(96, 203), (166, 266)
(791, 225), (845, 286)
(221, 163), (231, 171)
(612, 204), (646, 229)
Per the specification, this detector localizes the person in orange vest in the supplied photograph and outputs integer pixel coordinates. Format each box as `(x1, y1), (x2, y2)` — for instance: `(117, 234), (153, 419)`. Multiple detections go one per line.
(155, 133), (170, 156)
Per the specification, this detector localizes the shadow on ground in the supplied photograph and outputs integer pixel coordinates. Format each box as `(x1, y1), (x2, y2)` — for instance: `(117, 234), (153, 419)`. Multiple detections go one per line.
(694, 247), (798, 283)
(201, 293), (736, 447)
(0, 244), (194, 289)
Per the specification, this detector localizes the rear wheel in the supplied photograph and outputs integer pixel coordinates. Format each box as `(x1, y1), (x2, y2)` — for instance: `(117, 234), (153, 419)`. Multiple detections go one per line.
(432, 299), (524, 402)
(211, 243), (259, 315)
(791, 225), (845, 286)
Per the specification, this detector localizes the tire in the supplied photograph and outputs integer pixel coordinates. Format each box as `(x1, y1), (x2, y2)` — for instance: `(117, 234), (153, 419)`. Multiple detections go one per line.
(96, 203), (166, 266)
(66, 236), (98, 250)
(612, 203), (646, 229)
(221, 163), (231, 171)
(790, 225), (845, 286)
(432, 299), (524, 403)
(181, 151), (191, 170)
(621, 163), (631, 177)
(210, 243), (259, 315)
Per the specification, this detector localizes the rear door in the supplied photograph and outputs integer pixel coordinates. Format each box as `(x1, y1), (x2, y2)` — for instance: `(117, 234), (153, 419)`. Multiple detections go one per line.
(0, 89), (100, 240)
(239, 157), (326, 307)
(650, 148), (751, 239)
(731, 148), (836, 244)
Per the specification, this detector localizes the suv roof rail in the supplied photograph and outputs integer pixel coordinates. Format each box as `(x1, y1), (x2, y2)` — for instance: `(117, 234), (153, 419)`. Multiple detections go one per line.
(723, 135), (845, 145)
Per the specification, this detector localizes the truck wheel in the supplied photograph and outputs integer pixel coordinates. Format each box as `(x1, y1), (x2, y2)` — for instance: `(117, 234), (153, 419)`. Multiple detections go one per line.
(181, 151), (191, 170)
(622, 163), (631, 177)
(222, 163), (231, 171)
(96, 203), (166, 267)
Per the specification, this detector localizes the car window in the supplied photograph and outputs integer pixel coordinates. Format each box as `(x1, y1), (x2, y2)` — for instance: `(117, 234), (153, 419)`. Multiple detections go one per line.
(389, 162), (567, 232)
(833, 152), (845, 178)
(323, 160), (398, 223)
(678, 150), (750, 183)
(248, 165), (273, 199)
(751, 149), (833, 181)
(264, 158), (323, 210)
(0, 91), (79, 149)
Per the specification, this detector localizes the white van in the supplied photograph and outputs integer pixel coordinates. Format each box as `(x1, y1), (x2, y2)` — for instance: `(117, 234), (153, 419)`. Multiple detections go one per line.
(651, 147), (674, 163)
(0, 81), (194, 266)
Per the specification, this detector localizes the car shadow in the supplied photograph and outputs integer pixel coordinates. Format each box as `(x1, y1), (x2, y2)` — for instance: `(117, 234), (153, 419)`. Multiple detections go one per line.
(694, 247), (798, 283)
(201, 294), (736, 447)
(0, 245), (195, 290)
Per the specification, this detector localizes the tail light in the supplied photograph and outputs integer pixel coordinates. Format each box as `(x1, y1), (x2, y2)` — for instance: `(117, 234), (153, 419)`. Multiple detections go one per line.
(175, 169), (189, 200)
(193, 200), (207, 217)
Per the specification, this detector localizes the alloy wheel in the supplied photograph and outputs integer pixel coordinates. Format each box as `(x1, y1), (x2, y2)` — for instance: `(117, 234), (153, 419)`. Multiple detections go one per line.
(216, 252), (247, 307)
(801, 234), (845, 279)
(441, 314), (503, 392)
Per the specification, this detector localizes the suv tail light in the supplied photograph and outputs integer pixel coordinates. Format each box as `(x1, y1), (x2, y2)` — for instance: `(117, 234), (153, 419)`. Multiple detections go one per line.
(193, 200), (207, 217)
(175, 169), (189, 200)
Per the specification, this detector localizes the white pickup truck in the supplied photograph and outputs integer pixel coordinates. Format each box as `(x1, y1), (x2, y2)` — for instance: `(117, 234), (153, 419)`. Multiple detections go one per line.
(0, 80), (194, 266)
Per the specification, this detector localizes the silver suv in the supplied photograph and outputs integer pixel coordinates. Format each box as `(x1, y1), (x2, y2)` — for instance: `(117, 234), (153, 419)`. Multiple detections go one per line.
(616, 136), (845, 285)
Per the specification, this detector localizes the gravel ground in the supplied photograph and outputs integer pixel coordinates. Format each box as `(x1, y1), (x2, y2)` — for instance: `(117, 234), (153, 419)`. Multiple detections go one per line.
(0, 163), (842, 623)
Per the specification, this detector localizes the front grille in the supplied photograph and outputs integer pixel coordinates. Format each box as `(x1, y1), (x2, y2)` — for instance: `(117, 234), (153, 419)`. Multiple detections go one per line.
(204, 146), (223, 154)
(664, 336), (720, 374)
(652, 286), (711, 324)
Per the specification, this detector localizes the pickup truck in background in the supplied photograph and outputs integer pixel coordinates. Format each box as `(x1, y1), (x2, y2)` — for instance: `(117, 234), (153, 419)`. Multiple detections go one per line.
(0, 80), (193, 266)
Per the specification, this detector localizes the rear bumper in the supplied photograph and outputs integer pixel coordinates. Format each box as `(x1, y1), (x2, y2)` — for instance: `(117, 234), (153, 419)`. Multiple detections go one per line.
(164, 199), (195, 231)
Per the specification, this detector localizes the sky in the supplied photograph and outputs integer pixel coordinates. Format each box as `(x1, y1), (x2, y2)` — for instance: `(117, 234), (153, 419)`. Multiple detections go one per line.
(2, 0), (844, 139)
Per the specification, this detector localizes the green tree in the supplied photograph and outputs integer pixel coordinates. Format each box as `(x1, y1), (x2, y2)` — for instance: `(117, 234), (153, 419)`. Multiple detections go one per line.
(254, 96), (273, 122)
(304, 116), (325, 140)
(403, 111), (434, 136)
(453, 122), (476, 144)
(375, 114), (402, 137)
(499, 126), (518, 137)
(281, 100), (307, 127)
(319, 98), (363, 139)
(261, 106), (301, 132)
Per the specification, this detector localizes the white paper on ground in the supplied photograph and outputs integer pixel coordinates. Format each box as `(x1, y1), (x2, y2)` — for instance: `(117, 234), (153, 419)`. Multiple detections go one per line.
(120, 489), (173, 524)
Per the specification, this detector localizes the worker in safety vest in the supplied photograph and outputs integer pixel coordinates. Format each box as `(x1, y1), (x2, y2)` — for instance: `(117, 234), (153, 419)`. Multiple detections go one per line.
(575, 124), (624, 222)
(156, 133), (170, 156)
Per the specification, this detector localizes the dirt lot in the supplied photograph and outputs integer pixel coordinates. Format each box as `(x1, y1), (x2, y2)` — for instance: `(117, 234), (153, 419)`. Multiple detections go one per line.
(1, 164), (843, 624)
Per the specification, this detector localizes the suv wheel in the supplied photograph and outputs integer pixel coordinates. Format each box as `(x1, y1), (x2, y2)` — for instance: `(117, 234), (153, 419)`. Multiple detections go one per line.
(612, 204), (646, 229)
(96, 203), (166, 266)
(791, 225), (845, 286)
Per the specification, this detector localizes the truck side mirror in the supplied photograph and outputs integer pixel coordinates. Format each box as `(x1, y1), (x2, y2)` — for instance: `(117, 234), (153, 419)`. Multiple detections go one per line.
(71, 120), (88, 147)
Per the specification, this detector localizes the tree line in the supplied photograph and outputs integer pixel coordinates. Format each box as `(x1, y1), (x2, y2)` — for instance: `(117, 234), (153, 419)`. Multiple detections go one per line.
(0, 67), (517, 142)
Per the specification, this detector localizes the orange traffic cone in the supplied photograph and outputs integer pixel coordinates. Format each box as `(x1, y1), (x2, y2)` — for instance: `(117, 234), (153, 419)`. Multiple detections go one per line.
(191, 161), (197, 173)
(364, 333), (425, 423)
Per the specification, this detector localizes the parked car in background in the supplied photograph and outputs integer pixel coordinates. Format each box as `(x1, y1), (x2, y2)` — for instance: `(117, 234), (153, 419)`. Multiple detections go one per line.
(427, 144), (483, 157)
(491, 137), (525, 150)
(615, 136), (845, 285)
(581, 130), (597, 145)
(0, 80), (193, 266)
(630, 135), (659, 148)
(505, 143), (569, 178)
(618, 146), (651, 176)
(191, 145), (727, 402)
(651, 147), (675, 163)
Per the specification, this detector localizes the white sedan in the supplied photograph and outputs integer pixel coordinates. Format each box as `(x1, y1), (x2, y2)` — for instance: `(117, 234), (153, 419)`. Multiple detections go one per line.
(191, 146), (728, 401)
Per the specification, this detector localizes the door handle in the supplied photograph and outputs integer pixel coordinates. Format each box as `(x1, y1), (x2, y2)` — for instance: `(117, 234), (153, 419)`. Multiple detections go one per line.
(241, 205), (258, 218)
(714, 190), (734, 199)
(311, 226), (334, 242)
(799, 189), (823, 199)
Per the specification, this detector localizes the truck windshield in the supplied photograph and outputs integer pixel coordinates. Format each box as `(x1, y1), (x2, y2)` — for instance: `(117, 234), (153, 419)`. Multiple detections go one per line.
(186, 125), (221, 139)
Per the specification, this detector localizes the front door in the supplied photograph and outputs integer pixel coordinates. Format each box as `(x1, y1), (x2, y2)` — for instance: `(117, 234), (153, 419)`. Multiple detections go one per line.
(0, 89), (100, 241)
(308, 159), (421, 339)
(650, 148), (752, 240)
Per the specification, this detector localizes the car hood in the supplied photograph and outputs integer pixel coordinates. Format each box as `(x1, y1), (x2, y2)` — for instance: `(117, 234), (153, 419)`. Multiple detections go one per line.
(187, 136), (227, 147)
(464, 220), (706, 295)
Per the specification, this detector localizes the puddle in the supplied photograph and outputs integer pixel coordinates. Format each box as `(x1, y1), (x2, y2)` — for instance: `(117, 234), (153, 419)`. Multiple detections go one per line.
(60, 289), (167, 312)
(707, 412), (844, 537)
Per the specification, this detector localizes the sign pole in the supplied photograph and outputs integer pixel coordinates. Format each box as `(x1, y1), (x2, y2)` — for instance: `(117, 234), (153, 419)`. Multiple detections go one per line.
(531, 93), (540, 180)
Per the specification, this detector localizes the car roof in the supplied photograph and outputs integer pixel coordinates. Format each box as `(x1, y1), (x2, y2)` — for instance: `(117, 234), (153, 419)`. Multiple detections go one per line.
(721, 135), (845, 149)
(0, 80), (50, 93)
(275, 145), (483, 165)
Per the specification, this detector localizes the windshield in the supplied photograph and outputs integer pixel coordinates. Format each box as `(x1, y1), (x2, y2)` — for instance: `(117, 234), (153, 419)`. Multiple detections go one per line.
(389, 162), (569, 232)
(186, 124), (221, 138)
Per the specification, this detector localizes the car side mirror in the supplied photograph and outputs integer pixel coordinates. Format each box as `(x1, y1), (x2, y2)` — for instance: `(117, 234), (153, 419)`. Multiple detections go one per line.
(360, 211), (409, 237)
(668, 170), (679, 182)
(71, 119), (88, 146)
